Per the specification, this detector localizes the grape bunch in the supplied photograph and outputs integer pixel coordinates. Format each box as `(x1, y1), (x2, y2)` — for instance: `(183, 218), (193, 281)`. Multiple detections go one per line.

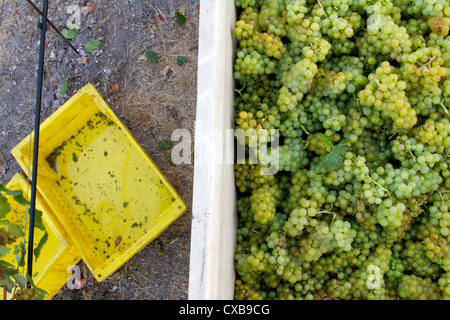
(232, 0), (450, 300)
(0, 228), (16, 246)
(13, 287), (41, 300)
(358, 61), (418, 130)
(277, 58), (318, 111)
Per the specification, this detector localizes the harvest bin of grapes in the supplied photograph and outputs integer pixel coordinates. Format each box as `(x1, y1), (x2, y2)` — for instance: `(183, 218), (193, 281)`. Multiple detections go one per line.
(11, 84), (187, 284)
(189, 1), (450, 300)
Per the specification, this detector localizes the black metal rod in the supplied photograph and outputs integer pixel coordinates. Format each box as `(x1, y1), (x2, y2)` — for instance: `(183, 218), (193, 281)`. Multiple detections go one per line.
(27, 0), (49, 282)
(25, 0), (80, 56)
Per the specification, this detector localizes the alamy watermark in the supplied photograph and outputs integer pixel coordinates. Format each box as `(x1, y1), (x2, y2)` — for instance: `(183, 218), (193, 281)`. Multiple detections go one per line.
(170, 122), (280, 175)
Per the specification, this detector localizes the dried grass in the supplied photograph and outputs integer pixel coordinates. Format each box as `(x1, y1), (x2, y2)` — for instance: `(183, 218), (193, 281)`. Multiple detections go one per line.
(110, 3), (199, 234)
(0, 1), (39, 66)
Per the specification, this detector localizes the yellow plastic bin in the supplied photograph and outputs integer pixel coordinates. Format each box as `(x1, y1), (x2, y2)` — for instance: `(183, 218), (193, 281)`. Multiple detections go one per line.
(11, 84), (187, 282)
(1, 173), (81, 300)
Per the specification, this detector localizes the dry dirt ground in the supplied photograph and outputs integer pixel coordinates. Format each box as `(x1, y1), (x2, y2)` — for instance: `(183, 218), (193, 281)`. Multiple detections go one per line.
(0, 0), (199, 299)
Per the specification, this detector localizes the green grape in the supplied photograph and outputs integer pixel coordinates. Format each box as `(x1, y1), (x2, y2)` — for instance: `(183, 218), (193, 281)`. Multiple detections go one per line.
(13, 287), (41, 300)
(0, 228), (16, 246)
(277, 58), (318, 112)
(232, 0), (450, 300)
(358, 61), (417, 130)
(397, 274), (442, 300)
(438, 272), (450, 299)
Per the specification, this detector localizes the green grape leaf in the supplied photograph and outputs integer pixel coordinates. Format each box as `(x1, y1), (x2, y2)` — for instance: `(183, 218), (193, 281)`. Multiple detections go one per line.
(0, 195), (11, 219)
(145, 50), (160, 65)
(320, 140), (351, 171)
(14, 242), (25, 267)
(0, 185), (23, 196)
(12, 273), (28, 290)
(13, 194), (27, 206)
(34, 209), (45, 231)
(177, 56), (186, 66)
(0, 260), (14, 269)
(321, 135), (334, 153)
(175, 11), (186, 25)
(320, 152), (343, 171)
(0, 245), (10, 257)
(33, 231), (48, 261)
(85, 39), (102, 53)
(158, 139), (173, 149)
(61, 28), (77, 39)
(60, 79), (70, 95)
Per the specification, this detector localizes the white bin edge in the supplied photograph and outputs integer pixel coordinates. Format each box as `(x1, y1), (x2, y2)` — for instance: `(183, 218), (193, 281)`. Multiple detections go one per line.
(188, 1), (237, 300)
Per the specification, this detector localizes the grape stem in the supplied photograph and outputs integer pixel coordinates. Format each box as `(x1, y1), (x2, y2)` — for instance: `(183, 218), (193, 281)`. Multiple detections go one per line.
(316, 0), (328, 18)
(317, 205), (337, 219)
(300, 124), (310, 135)
(436, 102), (450, 118)
(420, 54), (438, 69)
(234, 82), (247, 99)
(366, 175), (390, 195)
(437, 190), (445, 202)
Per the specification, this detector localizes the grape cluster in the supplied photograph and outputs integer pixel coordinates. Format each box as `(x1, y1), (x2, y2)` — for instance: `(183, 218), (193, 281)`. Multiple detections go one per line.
(438, 272), (450, 299)
(232, 0), (450, 300)
(393, 0), (448, 17)
(358, 61), (417, 130)
(0, 228), (16, 246)
(277, 58), (318, 111)
(357, 6), (412, 63)
(13, 288), (41, 300)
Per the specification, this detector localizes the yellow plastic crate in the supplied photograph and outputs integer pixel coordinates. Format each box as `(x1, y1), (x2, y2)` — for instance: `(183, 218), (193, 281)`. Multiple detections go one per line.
(2, 173), (81, 300)
(12, 84), (187, 282)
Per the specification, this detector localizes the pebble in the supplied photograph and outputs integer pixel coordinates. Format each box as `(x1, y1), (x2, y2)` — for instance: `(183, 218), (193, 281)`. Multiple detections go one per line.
(43, 91), (56, 109)
(52, 99), (63, 110)
(57, 49), (66, 64)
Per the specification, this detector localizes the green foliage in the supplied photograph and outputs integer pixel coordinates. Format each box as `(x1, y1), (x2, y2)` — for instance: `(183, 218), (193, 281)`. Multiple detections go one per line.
(145, 50), (160, 65)
(175, 11), (186, 25)
(158, 139), (173, 149)
(177, 56), (187, 66)
(60, 79), (70, 95)
(61, 28), (77, 40)
(0, 184), (48, 300)
(319, 139), (351, 171)
(85, 39), (102, 53)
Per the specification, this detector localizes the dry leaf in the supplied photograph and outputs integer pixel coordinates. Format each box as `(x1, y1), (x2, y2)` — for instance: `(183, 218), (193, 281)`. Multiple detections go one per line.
(160, 65), (170, 76)
(77, 56), (88, 64)
(178, 7), (186, 15)
(75, 275), (87, 289)
(81, 2), (94, 15)
(110, 82), (119, 93)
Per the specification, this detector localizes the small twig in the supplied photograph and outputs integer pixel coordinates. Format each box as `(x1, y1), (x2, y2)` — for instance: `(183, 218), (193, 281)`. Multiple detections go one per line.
(367, 175), (389, 194)
(234, 82), (247, 98)
(436, 102), (450, 118)
(300, 125), (310, 135)
(316, 0), (328, 18)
